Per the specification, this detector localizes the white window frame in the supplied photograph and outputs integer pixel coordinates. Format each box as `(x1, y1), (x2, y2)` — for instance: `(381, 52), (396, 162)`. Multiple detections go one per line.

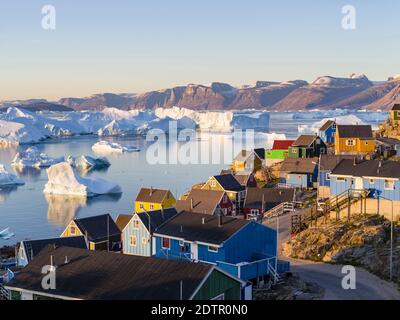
(250, 209), (259, 215)
(208, 245), (219, 253)
(384, 180), (395, 190)
(162, 237), (170, 249)
(133, 220), (140, 230)
(130, 235), (137, 247)
(139, 203), (144, 209)
(336, 177), (345, 182)
(210, 180), (216, 187)
(142, 237), (148, 245)
(369, 179), (375, 185)
(346, 139), (355, 146)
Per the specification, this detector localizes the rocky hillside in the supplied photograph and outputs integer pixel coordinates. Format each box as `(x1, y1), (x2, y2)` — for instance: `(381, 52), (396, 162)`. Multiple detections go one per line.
(283, 214), (400, 282)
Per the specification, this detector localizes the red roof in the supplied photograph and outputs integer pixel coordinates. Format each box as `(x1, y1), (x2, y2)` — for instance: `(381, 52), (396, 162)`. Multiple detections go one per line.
(272, 140), (295, 150)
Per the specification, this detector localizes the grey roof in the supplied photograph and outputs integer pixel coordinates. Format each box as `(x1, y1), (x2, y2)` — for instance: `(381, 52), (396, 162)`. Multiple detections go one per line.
(7, 246), (220, 300)
(175, 189), (226, 215)
(254, 148), (265, 160)
(211, 174), (245, 192)
(135, 188), (170, 203)
(74, 214), (121, 242)
(280, 157), (319, 174)
(336, 125), (373, 138)
(137, 208), (179, 233)
(319, 120), (335, 132)
(376, 137), (400, 146)
(392, 104), (400, 111)
(292, 135), (317, 147)
(331, 159), (400, 179)
(21, 236), (87, 263)
(244, 188), (295, 210)
(319, 155), (356, 171)
(155, 211), (249, 245)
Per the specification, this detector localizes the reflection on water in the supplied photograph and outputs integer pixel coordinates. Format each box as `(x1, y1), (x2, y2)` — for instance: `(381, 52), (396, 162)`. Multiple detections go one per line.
(0, 186), (18, 204)
(12, 166), (42, 181)
(45, 193), (122, 227)
(77, 165), (110, 177)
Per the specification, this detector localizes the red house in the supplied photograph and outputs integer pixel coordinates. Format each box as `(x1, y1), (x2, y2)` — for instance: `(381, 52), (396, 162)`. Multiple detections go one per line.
(175, 189), (235, 216)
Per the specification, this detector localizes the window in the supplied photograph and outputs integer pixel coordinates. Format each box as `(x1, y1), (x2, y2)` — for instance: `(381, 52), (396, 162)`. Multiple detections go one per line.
(150, 204), (155, 210)
(210, 180), (216, 187)
(142, 237), (148, 245)
(208, 246), (219, 253)
(346, 139), (355, 146)
(250, 209), (259, 215)
(70, 226), (76, 235)
(365, 141), (369, 145)
(384, 180), (395, 190)
(133, 220), (140, 229)
(162, 238), (170, 249)
(139, 203), (144, 209)
(222, 195), (228, 203)
(326, 173), (330, 181)
(369, 179), (375, 184)
(292, 149), (297, 154)
(337, 177), (345, 182)
(130, 236), (137, 247)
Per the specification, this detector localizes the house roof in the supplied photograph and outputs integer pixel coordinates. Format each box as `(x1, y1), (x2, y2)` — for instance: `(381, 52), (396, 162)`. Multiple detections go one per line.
(73, 214), (121, 243)
(376, 137), (400, 146)
(209, 174), (245, 192)
(244, 188), (295, 209)
(135, 188), (170, 204)
(232, 173), (253, 186)
(272, 140), (295, 150)
(336, 125), (373, 138)
(254, 148), (265, 160)
(319, 155), (356, 171)
(392, 104), (400, 111)
(233, 150), (252, 162)
(155, 211), (250, 245)
(115, 214), (133, 232)
(21, 236), (87, 263)
(292, 135), (318, 147)
(136, 208), (179, 233)
(7, 246), (221, 300)
(331, 159), (400, 179)
(175, 189), (226, 215)
(319, 120), (335, 132)
(280, 157), (319, 174)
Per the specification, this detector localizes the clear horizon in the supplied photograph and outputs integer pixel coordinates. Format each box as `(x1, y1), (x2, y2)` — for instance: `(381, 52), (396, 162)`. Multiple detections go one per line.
(1, 0), (399, 101)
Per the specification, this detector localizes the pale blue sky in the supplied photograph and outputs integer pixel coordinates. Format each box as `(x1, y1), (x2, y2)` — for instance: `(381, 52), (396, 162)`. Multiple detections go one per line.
(0, 0), (399, 100)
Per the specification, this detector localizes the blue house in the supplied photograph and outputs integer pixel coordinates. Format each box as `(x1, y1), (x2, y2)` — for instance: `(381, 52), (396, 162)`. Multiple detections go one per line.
(119, 208), (178, 257)
(318, 155), (356, 199)
(279, 157), (319, 189)
(319, 120), (336, 144)
(153, 211), (281, 282)
(330, 159), (400, 201)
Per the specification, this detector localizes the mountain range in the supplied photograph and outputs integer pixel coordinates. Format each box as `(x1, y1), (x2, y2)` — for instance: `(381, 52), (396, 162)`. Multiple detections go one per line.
(2, 74), (400, 112)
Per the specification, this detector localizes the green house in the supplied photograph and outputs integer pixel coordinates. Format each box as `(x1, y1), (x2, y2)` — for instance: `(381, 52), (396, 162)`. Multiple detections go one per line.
(265, 140), (295, 160)
(288, 135), (327, 159)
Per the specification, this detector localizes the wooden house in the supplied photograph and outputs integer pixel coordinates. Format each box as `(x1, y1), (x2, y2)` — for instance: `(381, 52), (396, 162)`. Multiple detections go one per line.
(319, 120), (336, 144)
(134, 187), (176, 213)
(232, 150), (262, 173)
(390, 104), (400, 124)
(202, 174), (246, 213)
(121, 208), (178, 257)
(6, 246), (248, 300)
(280, 157), (319, 189)
(265, 140), (295, 165)
(220, 169), (257, 188)
(375, 137), (400, 157)
(153, 211), (281, 282)
(288, 135), (327, 159)
(61, 214), (121, 251)
(318, 155), (356, 199)
(243, 188), (296, 220)
(175, 189), (234, 216)
(16, 236), (87, 267)
(334, 125), (375, 155)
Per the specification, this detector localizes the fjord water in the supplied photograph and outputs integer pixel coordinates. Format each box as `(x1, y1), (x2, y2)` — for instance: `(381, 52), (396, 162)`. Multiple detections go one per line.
(0, 112), (384, 244)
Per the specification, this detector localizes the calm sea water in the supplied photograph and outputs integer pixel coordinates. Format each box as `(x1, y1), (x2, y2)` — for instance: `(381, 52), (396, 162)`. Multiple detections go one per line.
(0, 112), (385, 244)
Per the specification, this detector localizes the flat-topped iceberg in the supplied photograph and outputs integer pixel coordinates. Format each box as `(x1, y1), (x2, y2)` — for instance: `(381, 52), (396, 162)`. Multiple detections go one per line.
(43, 162), (122, 197)
(67, 155), (111, 170)
(0, 165), (25, 187)
(12, 146), (64, 168)
(92, 141), (140, 154)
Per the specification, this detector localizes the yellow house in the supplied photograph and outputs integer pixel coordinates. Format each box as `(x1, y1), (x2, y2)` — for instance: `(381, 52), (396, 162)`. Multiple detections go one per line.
(61, 214), (122, 251)
(232, 150), (262, 173)
(334, 125), (375, 155)
(134, 187), (176, 213)
(390, 104), (400, 124)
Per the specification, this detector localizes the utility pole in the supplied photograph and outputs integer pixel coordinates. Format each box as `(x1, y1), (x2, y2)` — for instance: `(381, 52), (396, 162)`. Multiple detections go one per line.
(274, 214), (279, 285)
(390, 199), (393, 281)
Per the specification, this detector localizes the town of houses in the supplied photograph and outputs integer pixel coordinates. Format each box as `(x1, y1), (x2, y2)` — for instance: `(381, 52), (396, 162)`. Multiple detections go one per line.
(2, 104), (400, 301)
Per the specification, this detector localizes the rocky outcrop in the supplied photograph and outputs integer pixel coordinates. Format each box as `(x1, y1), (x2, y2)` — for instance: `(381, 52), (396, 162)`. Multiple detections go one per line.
(283, 214), (400, 281)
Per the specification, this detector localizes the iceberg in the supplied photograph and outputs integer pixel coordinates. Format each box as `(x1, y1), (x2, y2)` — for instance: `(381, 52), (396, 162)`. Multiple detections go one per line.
(67, 155), (111, 170)
(92, 141), (140, 154)
(12, 146), (64, 168)
(299, 115), (367, 135)
(0, 164), (25, 187)
(43, 162), (122, 197)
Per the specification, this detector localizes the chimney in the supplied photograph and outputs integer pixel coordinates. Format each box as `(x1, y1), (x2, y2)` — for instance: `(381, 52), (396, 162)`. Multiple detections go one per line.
(190, 198), (194, 211)
(377, 161), (382, 174)
(180, 225), (183, 233)
(202, 217), (205, 225)
(218, 215), (223, 227)
(150, 186), (153, 196)
(64, 256), (69, 264)
(353, 157), (357, 166)
(161, 208), (164, 220)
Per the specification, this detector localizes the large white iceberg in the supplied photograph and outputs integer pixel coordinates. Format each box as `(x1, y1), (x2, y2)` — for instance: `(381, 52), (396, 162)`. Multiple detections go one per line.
(43, 162), (122, 197)
(67, 155), (111, 170)
(12, 146), (64, 168)
(0, 164), (25, 187)
(92, 141), (140, 154)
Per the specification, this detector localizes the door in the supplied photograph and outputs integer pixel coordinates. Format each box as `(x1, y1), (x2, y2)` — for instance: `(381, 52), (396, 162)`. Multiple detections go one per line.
(354, 177), (363, 190)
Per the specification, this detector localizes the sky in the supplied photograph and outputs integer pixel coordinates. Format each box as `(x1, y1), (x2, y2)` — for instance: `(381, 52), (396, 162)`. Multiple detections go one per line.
(0, 0), (399, 101)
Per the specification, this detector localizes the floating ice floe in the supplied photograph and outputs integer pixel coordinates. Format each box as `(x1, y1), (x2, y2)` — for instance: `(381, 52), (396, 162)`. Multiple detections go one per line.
(0, 164), (25, 187)
(92, 141), (140, 154)
(43, 162), (122, 197)
(67, 155), (111, 170)
(12, 146), (64, 168)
